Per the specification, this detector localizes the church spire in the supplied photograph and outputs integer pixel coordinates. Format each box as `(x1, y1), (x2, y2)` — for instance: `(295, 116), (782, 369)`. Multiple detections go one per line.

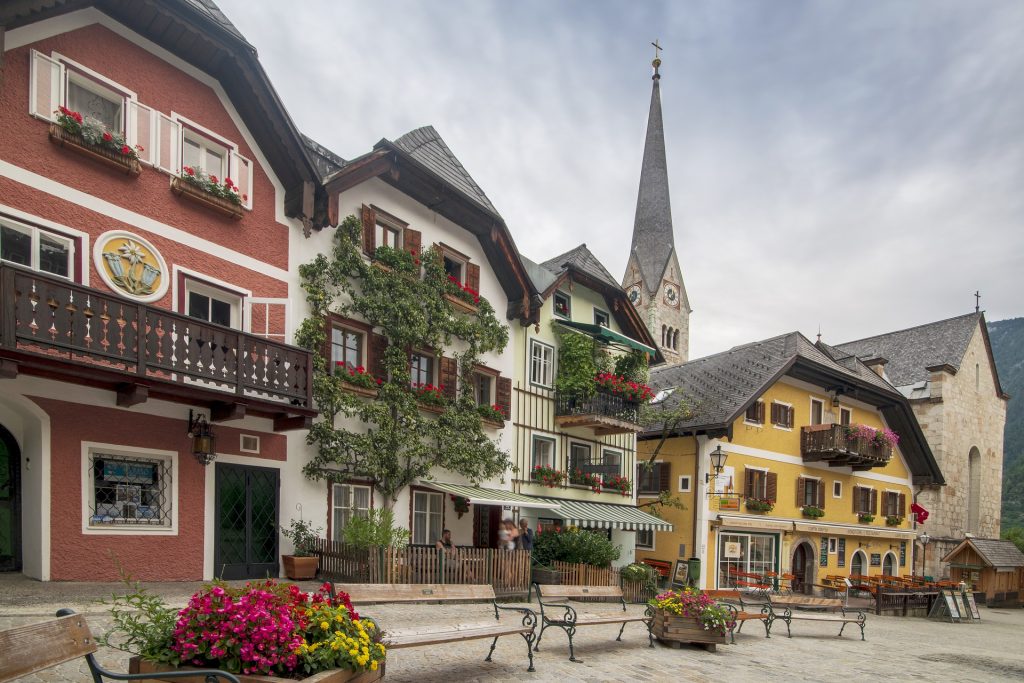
(629, 44), (675, 293)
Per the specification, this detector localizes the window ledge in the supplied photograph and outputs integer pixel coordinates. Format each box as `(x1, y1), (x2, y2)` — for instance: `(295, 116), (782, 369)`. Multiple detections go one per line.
(340, 382), (379, 399)
(443, 292), (478, 314)
(84, 524), (177, 536)
(49, 123), (141, 177)
(170, 176), (244, 220)
(481, 417), (506, 429)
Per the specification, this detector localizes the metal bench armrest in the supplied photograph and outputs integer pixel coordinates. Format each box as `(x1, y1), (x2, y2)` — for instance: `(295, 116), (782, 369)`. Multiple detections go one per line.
(493, 601), (539, 631)
(538, 600), (577, 625)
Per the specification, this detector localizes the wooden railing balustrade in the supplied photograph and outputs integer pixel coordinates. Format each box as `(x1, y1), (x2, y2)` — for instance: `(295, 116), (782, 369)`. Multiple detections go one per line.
(800, 424), (892, 470)
(553, 389), (641, 434)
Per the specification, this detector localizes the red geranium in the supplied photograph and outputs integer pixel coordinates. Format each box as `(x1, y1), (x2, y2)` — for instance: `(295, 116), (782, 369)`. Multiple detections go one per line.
(102, 131), (113, 142)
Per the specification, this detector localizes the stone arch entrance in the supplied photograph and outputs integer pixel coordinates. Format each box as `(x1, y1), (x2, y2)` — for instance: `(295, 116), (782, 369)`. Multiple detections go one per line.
(882, 552), (897, 576)
(851, 550), (867, 576)
(0, 424), (21, 572)
(791, 540), (816, 594)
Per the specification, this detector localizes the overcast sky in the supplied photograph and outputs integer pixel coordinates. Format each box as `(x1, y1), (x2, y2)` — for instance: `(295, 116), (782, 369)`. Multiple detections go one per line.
(220, 0), (1024, 359)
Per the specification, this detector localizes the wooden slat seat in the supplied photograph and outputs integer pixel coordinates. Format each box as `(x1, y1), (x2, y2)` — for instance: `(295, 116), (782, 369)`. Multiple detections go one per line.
(703, 590), (771, 644)
(768, 604), (867, 641)
(0, 609), (238, 682)
(769, 595), (844, 611)
(332, 583), (538, 672)
(532, 583), (654, 662)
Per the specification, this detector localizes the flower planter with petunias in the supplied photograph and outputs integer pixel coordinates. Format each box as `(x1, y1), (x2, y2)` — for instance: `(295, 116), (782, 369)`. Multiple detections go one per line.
(116, 580), (384, 682)
(172, 166), (245, 219)
(603, 474), (632, 496)
(49, 107), (142, 176)
(336, 363), (382, 397)
(476, 403), (506, 426)
(649, 589), (733, 651)
(413, 383), (447, 411)
(570, 469), (602, 493)
(531, 464), (566, 488)
(593, 372), (655, 403)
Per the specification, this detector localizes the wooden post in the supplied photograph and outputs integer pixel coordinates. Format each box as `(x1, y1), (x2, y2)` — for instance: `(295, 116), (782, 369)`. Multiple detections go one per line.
(236, 331), (245, 396)
(136, 304), (147, 376)
(0, 267), (15, 350)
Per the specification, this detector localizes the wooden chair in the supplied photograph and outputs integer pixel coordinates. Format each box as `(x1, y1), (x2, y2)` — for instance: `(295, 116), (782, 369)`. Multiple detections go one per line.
(0, 609), (238, 683)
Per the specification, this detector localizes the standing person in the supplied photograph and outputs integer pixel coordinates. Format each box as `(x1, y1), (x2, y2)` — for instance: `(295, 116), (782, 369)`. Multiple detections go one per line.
(517, 518), (534, 552)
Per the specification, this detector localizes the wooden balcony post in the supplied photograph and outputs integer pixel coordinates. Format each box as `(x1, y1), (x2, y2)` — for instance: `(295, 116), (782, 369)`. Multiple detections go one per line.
(136, 304), (147, 376)
(0, 266), (15, 350)
(235, 331), (245, 396)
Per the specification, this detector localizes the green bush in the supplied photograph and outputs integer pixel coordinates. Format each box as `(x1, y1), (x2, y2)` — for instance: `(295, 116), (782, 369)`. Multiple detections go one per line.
(554, 329), (598, 398)
(341, 508), (410, 550)
(613, 350), (649, 385)
(532, 528), (621, 568)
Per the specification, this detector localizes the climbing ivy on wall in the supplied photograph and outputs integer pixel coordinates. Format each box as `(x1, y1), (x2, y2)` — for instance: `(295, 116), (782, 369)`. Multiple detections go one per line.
(294, 215), (511, 503)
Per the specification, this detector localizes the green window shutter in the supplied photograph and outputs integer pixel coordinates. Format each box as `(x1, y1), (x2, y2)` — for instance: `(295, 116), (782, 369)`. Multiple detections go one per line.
(820, 538), (829, 567)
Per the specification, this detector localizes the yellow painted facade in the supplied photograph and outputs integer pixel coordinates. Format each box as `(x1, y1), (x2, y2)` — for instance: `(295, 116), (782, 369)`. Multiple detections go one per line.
(637, 376), (917, 590)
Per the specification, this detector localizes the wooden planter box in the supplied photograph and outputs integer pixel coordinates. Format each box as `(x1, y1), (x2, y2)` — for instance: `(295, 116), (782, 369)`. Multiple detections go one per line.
(48, 123), (141, 176)
(130, 657), (383, 682)
(282, 555), (319, 580)
(481, 417), (506, 429)
(171, 176), (244, 220)
(443, 292), (478, 314)
(341, 382), (379, 399)
(650, 609), (727, 652)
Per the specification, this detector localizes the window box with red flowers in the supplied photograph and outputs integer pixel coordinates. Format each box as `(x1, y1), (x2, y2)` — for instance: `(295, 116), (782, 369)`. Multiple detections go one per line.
(413, 383), (448, 412)
(443, 274), (480, 313)
(745, 497), (774, 513)
(48, 107), (142, 176)
(171, 166), (245, 219)
(531, 465), (567, 488)
(603, 474), (632, 497)
(570, 469), (603, 493)
(335, 362), (382, 398)
(476, 403), (506, 427)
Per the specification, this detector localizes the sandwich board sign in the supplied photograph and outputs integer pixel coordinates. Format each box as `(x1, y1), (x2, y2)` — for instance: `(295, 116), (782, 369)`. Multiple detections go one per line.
(961, 590), (981, 621)
(928, 589), (961, 622)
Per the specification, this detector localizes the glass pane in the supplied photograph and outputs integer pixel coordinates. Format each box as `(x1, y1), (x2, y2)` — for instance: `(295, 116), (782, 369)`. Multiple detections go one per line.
(334, 484), (350, 508)
(248, 470), (278, 564)
(205, 149), (225, 177)
(412, 511), (426, 545)
(187, 292), (210, 322)
(183, 138), (202, 170)
(0, 226), (32, 267)
(353, 487), (370, 509)
(333, 508), (345, 541)
(210, 298), (232, 327)
(39, 234), (70, 277)
(428, 493), (441, 513)
(68, 79), (122, 132)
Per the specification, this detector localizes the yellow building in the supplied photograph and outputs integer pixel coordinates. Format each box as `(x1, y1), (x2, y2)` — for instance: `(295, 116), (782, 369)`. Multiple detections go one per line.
(635, 332), (943, 591)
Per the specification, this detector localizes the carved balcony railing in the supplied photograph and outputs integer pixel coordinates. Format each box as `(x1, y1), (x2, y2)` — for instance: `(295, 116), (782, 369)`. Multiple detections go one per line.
(0, 264), (313, 428)
(554, 389), (641, 435)
(800, 424), (893, 470)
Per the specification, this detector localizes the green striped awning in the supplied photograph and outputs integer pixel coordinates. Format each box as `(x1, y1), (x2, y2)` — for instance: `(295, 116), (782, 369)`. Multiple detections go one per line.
(420, 482), (562, 510)
(535, 497), (673, 532)
(554, 320), (656, 356)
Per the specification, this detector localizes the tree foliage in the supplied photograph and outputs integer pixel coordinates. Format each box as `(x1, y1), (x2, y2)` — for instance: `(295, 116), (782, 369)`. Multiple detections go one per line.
(294, 215), (511, 503)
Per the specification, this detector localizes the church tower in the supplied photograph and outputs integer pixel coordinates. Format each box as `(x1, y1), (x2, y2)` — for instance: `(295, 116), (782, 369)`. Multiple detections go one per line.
(622, 49), (690, 364)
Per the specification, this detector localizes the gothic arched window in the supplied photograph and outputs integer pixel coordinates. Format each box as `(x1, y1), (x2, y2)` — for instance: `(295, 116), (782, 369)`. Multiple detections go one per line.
(661, 325), (667, 348)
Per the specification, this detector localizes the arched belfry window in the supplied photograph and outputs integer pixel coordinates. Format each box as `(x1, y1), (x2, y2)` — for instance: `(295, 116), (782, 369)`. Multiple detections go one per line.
(661, 325), (667, 348)
(967, 447), (981, 534)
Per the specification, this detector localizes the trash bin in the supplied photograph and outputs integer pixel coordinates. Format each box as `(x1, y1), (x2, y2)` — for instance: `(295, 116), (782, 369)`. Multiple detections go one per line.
(687, 557), (701, 587)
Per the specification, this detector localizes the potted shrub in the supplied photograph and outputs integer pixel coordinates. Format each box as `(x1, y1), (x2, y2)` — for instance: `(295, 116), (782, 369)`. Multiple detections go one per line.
(281, 518), (323, 580)
(649, 588), (733, 650)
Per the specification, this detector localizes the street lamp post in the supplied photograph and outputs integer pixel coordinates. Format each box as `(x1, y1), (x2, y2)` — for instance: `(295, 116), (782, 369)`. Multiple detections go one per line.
(918, 531), (931, 578)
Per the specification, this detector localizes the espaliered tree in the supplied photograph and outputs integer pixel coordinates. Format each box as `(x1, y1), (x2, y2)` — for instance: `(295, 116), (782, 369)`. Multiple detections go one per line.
(294, 214), (511, 504)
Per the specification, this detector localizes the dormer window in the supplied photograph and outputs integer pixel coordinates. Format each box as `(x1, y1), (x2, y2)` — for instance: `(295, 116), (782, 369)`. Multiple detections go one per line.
(553, 291), (571, 318)
(594, 309), (610, 327)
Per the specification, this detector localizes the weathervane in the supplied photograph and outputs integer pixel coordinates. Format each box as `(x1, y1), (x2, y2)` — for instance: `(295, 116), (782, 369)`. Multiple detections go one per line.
(651, 39), (663, 77)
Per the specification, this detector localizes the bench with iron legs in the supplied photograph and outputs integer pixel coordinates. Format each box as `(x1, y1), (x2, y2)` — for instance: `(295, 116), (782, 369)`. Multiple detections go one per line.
(531, 583), (653, 663)
(330, 583), (538, 672)
(0, 609), (238, 683)
(704, 590), (772, 644)
(768, 604), (867, 640)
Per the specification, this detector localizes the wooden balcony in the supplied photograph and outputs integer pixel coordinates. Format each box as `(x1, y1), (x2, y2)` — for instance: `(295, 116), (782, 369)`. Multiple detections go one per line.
(0, 264), (314, 430)
(554, 389), (641, 435)
(800, 424), (893, 470)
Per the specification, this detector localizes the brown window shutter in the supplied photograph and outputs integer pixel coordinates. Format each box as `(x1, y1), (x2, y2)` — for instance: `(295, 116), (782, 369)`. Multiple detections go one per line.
(899, 493), (906, 518)
(786, 406), (795, 428)
(757, 401), (765, 423)
(465, 262), (481, 293)
(439, 356), (458, 399)
(853, 486), (860, 514)
(658, 461), (672, 492)
(361, 204), (376, 255)
(496, 376), (512, 418)
(817, 482), (826, 509)
(770, 403), (778, 425)
(796, 477), (805, 508)
(403, 227), (421, 258)
(870, 489), (878, 515)
(744, 468), (754, 498)
(367, 333), (388, 381)
(328, 193), (339, 227)
(766, 472), (778, 503)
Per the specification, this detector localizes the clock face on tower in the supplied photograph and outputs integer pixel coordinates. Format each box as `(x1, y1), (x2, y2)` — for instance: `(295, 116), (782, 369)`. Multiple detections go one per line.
(664, 285), (678, 306)
(628, 286), (641, 305)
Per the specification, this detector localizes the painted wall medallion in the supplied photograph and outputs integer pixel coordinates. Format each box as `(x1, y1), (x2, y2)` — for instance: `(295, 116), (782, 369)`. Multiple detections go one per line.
(93, 231), (169, 303)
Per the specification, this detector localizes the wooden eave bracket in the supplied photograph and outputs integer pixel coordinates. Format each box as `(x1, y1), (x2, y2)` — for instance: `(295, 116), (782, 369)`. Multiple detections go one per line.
(115, 383), (148, 407)
(0, 359), (17, 379)
(274, 414), (312, 432)
(211, 401), (246, 422)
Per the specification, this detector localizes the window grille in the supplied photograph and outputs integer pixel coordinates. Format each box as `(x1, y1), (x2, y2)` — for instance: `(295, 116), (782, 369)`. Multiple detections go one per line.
(89, 453), (172, 527)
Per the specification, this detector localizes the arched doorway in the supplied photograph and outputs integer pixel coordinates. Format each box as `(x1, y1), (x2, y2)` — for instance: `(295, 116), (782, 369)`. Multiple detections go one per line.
(791, 541), (816, 594)
(851, 550), (867, 577)
(0, 425), (21, 572)
(882, 553), (897, 577)
(967, 447), (981, 534)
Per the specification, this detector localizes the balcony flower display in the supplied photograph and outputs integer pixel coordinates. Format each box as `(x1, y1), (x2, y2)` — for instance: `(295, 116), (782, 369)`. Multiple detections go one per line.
(413, 382), (447, 407)
(844, 424), (900, 450)
(180, 165), (244, 206)
(745, 497), (774, 513)
(603, 474), (632, 496)
(531, 464), (566, 488)
(335, 363), (380, 390)
(801, 505), (825, 518)
(649, 588), (734, 636)
(570, 468), (602, 493)
(593, 372), (655, 403)
(476, 403), (506, 423)
(55, 106), (142, 161)
(446, 274), (480, 306)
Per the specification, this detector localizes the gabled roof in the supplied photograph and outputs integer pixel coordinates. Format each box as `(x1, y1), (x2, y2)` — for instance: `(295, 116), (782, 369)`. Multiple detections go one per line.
(180, 0), (249, 46)
(836, 313), (982, 387)
(942, 537), (1024, 569)
(643, 331), (943, 484)
(389, 126), (499, 216)
(540, 244), (620, 290)
(303, 134), (347, 180)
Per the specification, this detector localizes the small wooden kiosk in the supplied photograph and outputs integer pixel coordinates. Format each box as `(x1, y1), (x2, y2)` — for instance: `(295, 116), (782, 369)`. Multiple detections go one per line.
(941, 538), (1024, 607)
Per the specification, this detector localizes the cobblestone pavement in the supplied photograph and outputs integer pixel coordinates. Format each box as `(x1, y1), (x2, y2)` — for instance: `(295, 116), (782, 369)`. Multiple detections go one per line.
(2, 575), (1023, 682)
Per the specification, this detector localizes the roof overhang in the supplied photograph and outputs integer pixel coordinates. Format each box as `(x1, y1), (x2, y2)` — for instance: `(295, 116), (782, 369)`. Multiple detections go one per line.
(533, 497), (672, 531)
(419, 482), (561, 510)
(554, 319), (656, 356)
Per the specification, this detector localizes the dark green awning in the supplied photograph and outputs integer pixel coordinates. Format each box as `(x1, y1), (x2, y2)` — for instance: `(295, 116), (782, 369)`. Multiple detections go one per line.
(555, 320), (656, 355)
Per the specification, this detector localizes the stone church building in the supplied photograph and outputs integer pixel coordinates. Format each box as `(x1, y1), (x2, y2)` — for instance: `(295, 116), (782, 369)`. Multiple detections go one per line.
(837, 312), (1008, 578)
(622, 56), (690, 365)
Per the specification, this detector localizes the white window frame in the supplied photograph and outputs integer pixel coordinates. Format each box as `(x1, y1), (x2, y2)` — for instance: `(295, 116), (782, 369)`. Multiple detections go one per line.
(184, 278), (244, 330)
(809, 397), (825, 426)
(839, 407), (852, 426)
(553, 290), (571, 318)
(882, 489), (902, 518)
(745, 466), (769, 499)
(332, 483), (372, 541)
(239, 434), (260, 454)
(828, 538), (838, 554)
(833, 480), (843, 499)
(182, 127), (230, 179)
(409, 352), (435, 387)
(529, 339), (554, 388)
(678, 475), (691, 493)
(412, 490), (443, 546)
(54, 52), (136, 131)
(801, 476), (822, 508)
(771, 400), (793, 431)
(531, 436), (556, 470)
(744, 399), (764, 426)
(376, 222), (402, 251)
(636, 527), (655, 550)
(472, 371), (496, 408)
(80, 442), (178, 536)
(593, 308), (610, 327)
(854, 485), (875, 515)
(331, 323), (366, 374)
(0, 217), (76, 280)
(441, 251), (465, 283)
(65, 70), (127, 134)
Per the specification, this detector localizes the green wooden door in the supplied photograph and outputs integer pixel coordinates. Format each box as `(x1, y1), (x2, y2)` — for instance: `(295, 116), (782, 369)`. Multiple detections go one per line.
(214, 463), (279, 579)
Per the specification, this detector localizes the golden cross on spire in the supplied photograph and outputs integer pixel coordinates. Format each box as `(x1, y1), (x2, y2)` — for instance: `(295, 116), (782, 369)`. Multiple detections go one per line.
(651, 39), (663, 77)
(652, 39), (663, 61)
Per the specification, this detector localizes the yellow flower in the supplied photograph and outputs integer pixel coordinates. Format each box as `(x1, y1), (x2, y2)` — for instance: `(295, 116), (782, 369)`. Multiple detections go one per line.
(320, 621), (330, 630)
(349, 649), (358, 656)
(371, 661), (379, 671)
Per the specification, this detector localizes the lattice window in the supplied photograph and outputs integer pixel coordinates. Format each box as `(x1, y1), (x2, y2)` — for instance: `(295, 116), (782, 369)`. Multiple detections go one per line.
(88, 452), (172, 527)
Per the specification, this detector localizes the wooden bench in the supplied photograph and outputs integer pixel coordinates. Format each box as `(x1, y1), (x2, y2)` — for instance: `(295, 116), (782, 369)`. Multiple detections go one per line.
(531, 584), (653, 662)
(768, 604), (867, 640)
(331, 583), (538, 672)
(704, 590), (771, 644)
(0, 608), (238, 683)
(769, 594), (844, 612)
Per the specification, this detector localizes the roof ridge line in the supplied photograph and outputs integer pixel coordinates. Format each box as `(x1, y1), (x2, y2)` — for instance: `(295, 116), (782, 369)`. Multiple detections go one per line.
(836, 312), (980, 347)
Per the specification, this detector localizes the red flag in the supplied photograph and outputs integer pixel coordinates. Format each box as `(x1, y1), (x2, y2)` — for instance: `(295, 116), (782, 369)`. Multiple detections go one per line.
(911, 502), (929, 524)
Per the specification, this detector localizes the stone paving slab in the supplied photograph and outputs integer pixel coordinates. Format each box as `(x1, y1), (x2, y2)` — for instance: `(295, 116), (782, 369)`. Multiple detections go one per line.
(2, 575), (1023, 682)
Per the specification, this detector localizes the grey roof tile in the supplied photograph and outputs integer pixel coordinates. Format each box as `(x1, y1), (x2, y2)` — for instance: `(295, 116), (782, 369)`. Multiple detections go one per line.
(539, 244), (620, 290)
(519, 253), (559, 293)
(947, 538), (1024, 568)
(181, 0), (250, 47)
(836, 313), (981, 387)
(301, 134), (347, 180)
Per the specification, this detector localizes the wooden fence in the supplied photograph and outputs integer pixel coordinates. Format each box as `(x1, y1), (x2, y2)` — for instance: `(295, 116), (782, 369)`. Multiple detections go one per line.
(553, 561), (656, 604)
(311, 539), (531, 595)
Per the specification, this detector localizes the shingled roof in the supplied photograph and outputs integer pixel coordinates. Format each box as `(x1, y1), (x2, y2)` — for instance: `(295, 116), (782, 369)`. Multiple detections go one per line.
(644, 331), (943, 483)
(181, 0), (250, 47)
(836, 313), (982, 388)
(943, 538), (1024, 569)
(540, 244), (620, 290)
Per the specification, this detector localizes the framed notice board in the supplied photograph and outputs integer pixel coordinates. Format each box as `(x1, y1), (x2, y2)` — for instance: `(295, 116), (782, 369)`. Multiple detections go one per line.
(963, 591), (981, 620)
(671, 559), (689, 589)
(953, 591), (971, 621)
(943, 590), (961, 619)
